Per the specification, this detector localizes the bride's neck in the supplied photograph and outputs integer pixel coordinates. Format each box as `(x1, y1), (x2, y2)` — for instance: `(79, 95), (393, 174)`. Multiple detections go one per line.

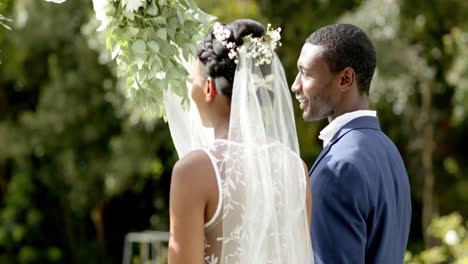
(212, 116), (230, 140)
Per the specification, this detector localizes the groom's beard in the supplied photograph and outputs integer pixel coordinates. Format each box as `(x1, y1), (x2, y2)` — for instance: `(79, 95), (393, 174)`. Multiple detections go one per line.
(302, 94), (334, 122)
(304, 110), (333, 122)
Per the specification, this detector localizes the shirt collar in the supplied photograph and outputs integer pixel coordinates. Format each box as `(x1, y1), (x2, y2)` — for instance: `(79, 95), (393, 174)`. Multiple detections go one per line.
(318, 110), (377, 148)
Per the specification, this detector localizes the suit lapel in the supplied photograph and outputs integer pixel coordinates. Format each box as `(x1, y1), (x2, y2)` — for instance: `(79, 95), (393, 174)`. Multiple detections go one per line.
(309, 143), (332, 176)
(309, 116), (381, 176)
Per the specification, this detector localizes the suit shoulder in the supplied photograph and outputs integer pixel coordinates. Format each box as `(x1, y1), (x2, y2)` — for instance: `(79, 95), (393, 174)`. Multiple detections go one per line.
(333, 128), (399, 158)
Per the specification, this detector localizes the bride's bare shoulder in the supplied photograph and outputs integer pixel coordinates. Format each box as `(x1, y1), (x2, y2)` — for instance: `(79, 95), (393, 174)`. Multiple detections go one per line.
(172, 150), (214, 183)
(170, 150), (216, 206)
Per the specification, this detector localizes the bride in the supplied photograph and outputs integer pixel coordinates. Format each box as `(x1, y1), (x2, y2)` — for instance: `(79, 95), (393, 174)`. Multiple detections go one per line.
(168, 19), (313, 263)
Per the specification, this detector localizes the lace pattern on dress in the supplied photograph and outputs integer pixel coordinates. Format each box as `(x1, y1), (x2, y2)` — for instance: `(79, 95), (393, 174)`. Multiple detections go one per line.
(202, 139), (311, 264)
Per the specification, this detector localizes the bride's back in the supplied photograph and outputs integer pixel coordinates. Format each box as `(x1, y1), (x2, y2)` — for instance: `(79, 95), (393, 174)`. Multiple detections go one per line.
(202, 139), (311, 264)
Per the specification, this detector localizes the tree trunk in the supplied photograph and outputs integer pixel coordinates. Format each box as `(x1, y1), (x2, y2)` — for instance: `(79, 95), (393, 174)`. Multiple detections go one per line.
(421, 84), (436, 247)
(91, 200), (106, 255)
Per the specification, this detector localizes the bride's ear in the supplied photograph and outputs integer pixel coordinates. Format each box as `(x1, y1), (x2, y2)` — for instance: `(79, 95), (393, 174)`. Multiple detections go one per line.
(205, 77), (218, 101)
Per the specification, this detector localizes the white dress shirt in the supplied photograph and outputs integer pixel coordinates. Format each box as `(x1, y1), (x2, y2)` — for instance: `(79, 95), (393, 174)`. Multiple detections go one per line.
(319, 110), (377, 148)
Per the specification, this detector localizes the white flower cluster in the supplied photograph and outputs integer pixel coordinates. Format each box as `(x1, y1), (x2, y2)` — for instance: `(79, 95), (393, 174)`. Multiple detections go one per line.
(213, 22), (282, 66)
(213, 22), (231, 45)
(246, 24), (282, 66)
(213, 22), (240, 63)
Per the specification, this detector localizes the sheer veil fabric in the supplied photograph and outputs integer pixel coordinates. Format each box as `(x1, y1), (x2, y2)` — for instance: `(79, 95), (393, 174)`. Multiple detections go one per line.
(163, 56), (214, 157)
(165, 48), (313, 263)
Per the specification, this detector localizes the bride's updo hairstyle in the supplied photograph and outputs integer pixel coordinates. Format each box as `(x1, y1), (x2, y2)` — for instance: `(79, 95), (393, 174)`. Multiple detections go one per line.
(197, 19), (265, 98)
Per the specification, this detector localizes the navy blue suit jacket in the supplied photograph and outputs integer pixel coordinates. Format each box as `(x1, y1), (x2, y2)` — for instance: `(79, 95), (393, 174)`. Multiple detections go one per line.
(309, 116), (411, 264)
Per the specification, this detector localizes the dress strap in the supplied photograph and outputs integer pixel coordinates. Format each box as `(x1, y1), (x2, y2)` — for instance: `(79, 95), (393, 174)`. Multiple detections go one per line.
(201, 148), (223, 230)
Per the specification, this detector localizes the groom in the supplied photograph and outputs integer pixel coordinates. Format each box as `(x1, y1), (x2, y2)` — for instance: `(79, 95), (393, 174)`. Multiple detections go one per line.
(292, 24), (411, 263)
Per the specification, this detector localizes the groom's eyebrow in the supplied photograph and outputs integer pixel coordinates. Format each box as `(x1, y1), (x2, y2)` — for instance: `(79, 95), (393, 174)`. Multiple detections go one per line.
(298, 63), (311, 72)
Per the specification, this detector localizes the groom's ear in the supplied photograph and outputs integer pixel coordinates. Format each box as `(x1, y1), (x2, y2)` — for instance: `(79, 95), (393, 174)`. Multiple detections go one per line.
(339, 67), (355, 92)
(205, 77), (218, 101)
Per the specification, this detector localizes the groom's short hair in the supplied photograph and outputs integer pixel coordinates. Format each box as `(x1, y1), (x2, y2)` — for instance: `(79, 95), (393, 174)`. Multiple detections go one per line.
(306, 24), (376, 94)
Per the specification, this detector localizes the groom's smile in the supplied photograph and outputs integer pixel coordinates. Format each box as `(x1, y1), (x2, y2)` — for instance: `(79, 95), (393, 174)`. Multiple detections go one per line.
(296, 96), (309, 110)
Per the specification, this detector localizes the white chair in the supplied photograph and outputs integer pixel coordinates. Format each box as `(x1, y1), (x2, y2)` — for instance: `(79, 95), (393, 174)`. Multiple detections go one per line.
(122, 231), (169, 264)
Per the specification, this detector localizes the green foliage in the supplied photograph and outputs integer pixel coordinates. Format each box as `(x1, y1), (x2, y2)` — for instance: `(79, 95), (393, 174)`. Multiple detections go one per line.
(405, 213), (468, 263)
(445, 28), (468, 124)
(0, 6), (12, 64)
(95, 0), (214, 117)
(0, 0), (175, 263)
(0, 13), (11, 30)
(197, 0), (264, 22)
(339, 0), (426, 111)
(0, 172), (62, 263)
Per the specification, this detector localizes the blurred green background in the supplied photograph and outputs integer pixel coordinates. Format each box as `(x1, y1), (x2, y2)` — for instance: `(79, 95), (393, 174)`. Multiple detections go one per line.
(0, 0), (467, 263)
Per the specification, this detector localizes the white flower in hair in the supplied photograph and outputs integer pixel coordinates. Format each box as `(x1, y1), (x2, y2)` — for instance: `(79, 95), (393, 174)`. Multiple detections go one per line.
(226, 42), (235, 49)
(244, 24), (281, 66)
(228, 49), (237, 60)
(213, 22), (282, 65)
(269, 24), (282, 42)
(213, 22), (231, 45)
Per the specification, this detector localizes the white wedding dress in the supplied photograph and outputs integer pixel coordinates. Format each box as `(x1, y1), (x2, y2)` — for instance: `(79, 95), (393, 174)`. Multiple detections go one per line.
(165, 47), (314, 263)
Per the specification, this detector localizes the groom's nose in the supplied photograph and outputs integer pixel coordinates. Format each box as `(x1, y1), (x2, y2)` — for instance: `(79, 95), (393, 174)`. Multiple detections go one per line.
(291, 73), (302, 93)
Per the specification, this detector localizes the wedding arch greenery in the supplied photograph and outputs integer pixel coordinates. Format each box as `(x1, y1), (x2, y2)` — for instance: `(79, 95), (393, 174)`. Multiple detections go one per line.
(97, 0), (214, 117)
(50, 0), (215, 117)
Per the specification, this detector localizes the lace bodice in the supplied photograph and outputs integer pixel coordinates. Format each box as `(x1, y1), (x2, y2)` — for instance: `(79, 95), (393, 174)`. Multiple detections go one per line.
(201, 139), (312, 264)
(202, 140), (231, 264)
